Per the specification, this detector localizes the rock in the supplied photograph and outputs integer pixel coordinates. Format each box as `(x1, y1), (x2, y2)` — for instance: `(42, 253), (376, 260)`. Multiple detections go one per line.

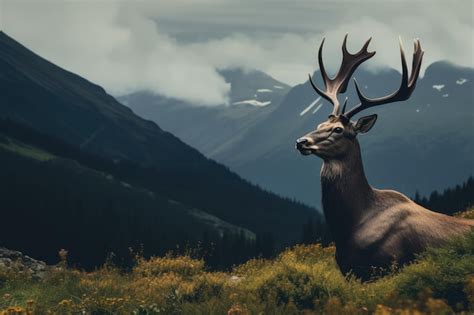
(0, 248), (48, 280)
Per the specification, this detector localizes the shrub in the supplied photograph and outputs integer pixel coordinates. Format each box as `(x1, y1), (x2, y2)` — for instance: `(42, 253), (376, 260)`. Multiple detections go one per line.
(133, 255), (205, 278)
(0, 226), (472, 314)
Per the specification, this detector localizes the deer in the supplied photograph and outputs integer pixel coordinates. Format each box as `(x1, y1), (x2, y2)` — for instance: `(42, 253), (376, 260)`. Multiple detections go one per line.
(295, 35), (474, 280)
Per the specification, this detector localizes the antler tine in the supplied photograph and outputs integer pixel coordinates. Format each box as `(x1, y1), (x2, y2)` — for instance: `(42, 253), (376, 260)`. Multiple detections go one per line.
(410, 39), (423, 86)
(308, 34), (376, 117)
(339, 35), (375, 94)
(345, 38), (424, 119)
(318, 38), (330, 86)
(341, 97), (348, 114)
(309, 38), (340, 112)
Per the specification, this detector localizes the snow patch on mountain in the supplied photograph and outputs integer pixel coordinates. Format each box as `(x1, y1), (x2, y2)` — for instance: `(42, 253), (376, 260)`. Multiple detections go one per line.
(273, 85), (284, 89)
(257, 89), (272, 93)
(312, 103), (324, 114)
(300, 97), (321, 116)
(233, 100), (272, 107)
(432, 84), (445, 91)
(456, 78), (468, 85)
(442, 94), (449, 98)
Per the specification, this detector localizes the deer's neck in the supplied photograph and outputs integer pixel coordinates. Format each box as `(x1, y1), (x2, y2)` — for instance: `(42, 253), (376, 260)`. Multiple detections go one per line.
(320, 142), (374, 245)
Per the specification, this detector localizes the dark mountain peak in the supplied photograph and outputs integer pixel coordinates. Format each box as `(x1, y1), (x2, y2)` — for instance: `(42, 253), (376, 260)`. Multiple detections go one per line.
(219, 67), (289, 87)
(423, 61), (473, 85)
(217, 67), (291, 107)
(0, 31), (179, 164)
(0, 31), (128, 111)
(0, 30), (15, 42)
(425, 60), (473, 74)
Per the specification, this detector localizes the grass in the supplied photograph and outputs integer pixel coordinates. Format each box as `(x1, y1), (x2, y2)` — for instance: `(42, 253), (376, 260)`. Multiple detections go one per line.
(0, 137), (55, 161)
(1, 217), (473, 314)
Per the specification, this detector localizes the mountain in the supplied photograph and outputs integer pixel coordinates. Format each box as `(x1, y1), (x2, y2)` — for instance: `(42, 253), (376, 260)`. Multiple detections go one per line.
(0, 119), (216, 267)
(123, 59), (473, 208)
(0, 118), (283, 269)
(224, 62), (474, 207)
(119, 68), (290, 157)
(0, 31), (323, 256)
(221, 67), (291, 107)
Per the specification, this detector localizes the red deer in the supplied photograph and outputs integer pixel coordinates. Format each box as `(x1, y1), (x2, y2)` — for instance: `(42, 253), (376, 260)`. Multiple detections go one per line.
(295, 35), (474, 280)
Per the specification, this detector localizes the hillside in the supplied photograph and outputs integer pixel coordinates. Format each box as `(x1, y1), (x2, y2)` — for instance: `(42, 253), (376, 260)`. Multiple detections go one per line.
(0, 118), (261, 269)
(1, 216), (473, 314)
(119, 68), (290, 157)
(0, 31), (322, 249)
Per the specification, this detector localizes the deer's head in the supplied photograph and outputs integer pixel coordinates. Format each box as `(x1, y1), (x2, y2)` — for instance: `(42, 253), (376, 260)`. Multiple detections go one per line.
(296, 35), (424, 160)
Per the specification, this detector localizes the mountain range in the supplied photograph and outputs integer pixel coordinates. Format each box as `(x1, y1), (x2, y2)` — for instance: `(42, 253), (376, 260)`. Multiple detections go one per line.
(0, 31), (323, 266)
(121, 59), (473, 208)
(119, 68), (290, 157)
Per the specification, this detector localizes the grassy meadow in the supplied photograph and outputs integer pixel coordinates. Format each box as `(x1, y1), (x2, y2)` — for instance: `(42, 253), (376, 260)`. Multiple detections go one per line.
(1, 209), (473, 315)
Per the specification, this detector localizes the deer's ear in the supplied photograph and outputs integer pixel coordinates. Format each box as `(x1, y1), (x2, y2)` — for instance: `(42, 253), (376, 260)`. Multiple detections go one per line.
(354, 114), (377, 134)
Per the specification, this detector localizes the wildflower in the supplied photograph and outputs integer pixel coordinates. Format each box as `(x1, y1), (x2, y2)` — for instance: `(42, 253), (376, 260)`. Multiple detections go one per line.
(58, 299), (72, 306)
(5, 306), (26, 314)
(58, 249), (68, 262)
(227, 304), (249, 315)
(425, 297), (452, 314)
(374, 304), (392, 315)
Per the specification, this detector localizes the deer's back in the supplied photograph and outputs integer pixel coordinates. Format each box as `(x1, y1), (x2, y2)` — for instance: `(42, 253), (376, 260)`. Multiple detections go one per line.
(336, 189), (473, 279)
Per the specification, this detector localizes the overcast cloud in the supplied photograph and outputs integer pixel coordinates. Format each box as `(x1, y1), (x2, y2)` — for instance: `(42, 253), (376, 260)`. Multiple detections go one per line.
(0, 0), (472, 105)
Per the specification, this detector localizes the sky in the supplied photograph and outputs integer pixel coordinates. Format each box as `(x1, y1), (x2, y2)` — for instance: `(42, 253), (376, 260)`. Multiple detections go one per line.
(0, 0), (472, 106)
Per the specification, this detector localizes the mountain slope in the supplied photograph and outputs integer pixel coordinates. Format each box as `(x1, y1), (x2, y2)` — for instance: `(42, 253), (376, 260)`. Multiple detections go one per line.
(0, 31), (322, 248)
(119, 68), (290, 157)
(0, 118), (261, 268)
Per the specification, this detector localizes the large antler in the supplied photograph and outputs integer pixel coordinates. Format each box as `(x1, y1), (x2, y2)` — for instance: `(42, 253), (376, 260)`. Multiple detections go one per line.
(309, 34), (375, 116)
(344, 38), (424, 119)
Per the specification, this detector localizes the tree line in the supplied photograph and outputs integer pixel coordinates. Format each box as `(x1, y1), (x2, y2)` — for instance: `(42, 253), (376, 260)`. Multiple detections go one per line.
(414, 176), (474, 215)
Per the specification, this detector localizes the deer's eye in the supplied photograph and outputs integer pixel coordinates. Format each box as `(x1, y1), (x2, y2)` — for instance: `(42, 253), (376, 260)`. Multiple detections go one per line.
(334, 127), (343, 134)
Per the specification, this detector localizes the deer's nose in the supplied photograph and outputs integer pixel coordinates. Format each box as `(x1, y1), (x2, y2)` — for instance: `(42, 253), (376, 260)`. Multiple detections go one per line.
(296, 137), (311, 149)
(296, 137), (308, 144)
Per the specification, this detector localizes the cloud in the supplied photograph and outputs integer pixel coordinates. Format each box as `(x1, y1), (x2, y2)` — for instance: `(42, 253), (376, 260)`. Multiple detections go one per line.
(1, 0), (472, 106)
(2, 1), (231, 105)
